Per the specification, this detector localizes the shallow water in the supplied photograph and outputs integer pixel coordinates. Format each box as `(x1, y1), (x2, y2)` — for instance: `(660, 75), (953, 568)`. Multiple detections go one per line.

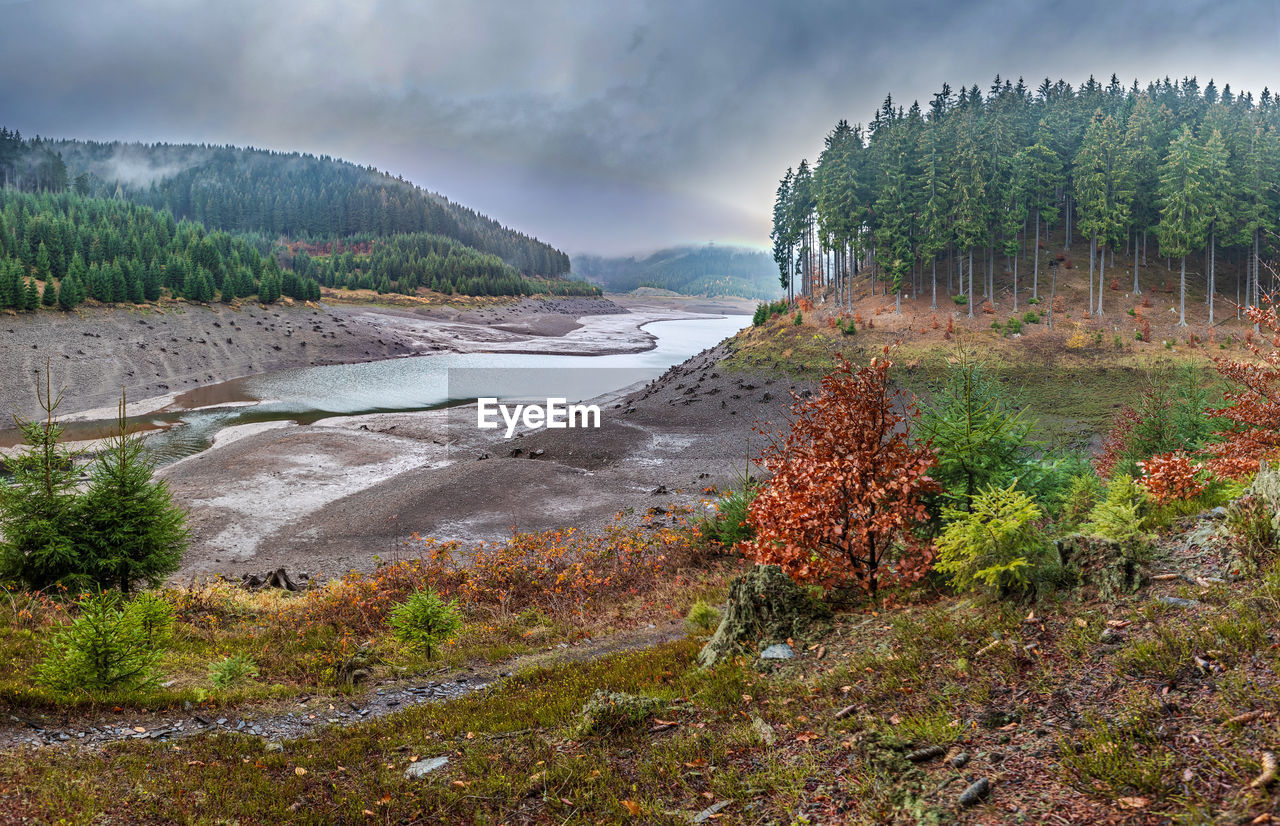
(48, 315), (749, 465)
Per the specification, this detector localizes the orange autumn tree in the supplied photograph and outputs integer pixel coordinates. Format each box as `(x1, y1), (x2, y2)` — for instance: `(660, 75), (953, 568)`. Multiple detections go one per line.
(741, 353), (937, 598)
(1208, 295), (1280, 477)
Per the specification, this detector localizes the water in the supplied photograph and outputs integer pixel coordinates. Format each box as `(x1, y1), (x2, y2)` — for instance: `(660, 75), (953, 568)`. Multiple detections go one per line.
(112, 314), (750, 464)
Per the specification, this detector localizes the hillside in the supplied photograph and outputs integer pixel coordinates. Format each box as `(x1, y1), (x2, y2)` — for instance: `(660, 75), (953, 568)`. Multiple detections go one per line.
(0, 129), (570, 278)
(574, 244), (781, 299)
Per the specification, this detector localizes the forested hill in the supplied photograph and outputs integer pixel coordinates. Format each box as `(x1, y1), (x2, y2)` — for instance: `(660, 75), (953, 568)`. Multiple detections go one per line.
(772, 74), (1280, 323)
(573, 245), (781, 299)
(0, 131), (570, 278)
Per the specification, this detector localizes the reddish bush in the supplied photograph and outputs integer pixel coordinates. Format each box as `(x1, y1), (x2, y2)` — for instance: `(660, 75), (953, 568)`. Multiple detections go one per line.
(742, 354), (937, 597)
(1063, 259), (1074, 269)
(982, 301), (995, 315)
(1142, 294), (1152, 308)
(1207, 295), (1280, 477)
(1110, 278), (1119, 291)
(931, 315), (939, 330)
(1138, 451), (1207, 504)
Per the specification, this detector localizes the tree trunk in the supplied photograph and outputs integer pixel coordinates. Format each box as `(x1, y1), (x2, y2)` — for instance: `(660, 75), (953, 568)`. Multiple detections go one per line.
(1178, 255), (1187, 326)
(1088, 234), (1096, 315)
(1012, 252), (1018, 314)
(1033, 211), (1040, 299)
(1209, 228), (1215, 325)
(931, 257), (937, 310)
(1097, 239), (1105, 316)
(1132, 231), (1140, 294)
(968, 249), (974, 318)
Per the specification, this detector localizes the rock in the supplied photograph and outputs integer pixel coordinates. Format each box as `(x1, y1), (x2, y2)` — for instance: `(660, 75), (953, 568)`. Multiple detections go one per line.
(651, 484), (669, 495)
(1099, 628), (1125, 645)
(265, 742), (283, 752)
(958, 777), (991, 807)
(576, 691), (664, 737)
(1208, 507), (1229, 519)
(698, 565), (831, 668)
(404, 756), (449, 779)
(1185, 523), (1220, 547)
(750, 715), (776, 745)
(980, 709), (1020, 729)
(759, 643), (795, 660)
(1158, 596), (1199, 608)
(951, 752), (970, 769)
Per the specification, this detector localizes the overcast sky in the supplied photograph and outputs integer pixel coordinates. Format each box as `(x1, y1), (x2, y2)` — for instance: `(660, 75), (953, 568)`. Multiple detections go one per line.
(2, 0), (1278, 255)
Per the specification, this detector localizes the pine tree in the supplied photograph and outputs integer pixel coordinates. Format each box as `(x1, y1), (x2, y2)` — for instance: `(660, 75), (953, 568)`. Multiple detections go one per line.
(76, 393), (189, 593)
(0, 363), (83, 590)
(23, 277), (38, 311)
(1156, 126), (1211, 326)
(1074, 110), (1132, 315)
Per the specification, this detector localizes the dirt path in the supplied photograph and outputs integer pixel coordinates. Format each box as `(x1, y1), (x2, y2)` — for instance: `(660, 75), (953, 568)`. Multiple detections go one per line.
(0, 622), (685, 753)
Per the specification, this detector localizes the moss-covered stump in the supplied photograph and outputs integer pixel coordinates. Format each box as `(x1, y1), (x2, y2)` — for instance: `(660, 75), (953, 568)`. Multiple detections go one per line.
(697, 564), (831, 667)
(1055, 534), (1146, 601)
(575, 690), (664, 737)
(1248, 462), (1280, 531)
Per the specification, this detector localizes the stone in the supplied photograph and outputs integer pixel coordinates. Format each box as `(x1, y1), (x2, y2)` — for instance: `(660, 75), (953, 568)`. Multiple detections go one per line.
(693, 801), (731, 823)
(1158, 596), (1199, 608)
(404, 756), (449, 779)
(698, 565), (831, 668)
(951, 752), (970, 769)
(759, 643), (795, 660)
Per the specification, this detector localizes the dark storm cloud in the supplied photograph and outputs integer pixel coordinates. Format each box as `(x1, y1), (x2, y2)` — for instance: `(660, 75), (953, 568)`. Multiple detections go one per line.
(1, 0), (1277, 253)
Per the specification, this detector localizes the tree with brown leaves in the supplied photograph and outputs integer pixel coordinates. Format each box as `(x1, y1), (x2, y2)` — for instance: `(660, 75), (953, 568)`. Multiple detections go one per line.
(741, 353), (937, 599)
(1208, 295), (1280, 478)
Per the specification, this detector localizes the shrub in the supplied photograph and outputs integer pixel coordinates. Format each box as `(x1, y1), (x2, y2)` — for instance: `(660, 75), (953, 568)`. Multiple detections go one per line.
(934, 484), (1050, 597)
(793, 311), (803, 326)
(953, 294), (968, 306)
(35, 591), (167, 693)
(1005, 318), (1022, 336)
(742, 355), (937, 598)
(1085, 474), (1149, 551)
(696, 483), (757, 548)
(685, 600), (720, 633)
(1023, 311), (1040, 324)
(209, 653), (260, 688)
(1059, 472), (1102, 528)
(1206, 294), (1280, 477)
(127, 591), (174, 648)
(752, 303), (769, 326)
(387, 588), (462, 660)
(1137, 451), (1207, 505)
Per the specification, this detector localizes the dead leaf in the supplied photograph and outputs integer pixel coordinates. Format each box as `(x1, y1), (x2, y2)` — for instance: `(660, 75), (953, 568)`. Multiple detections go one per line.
(294, 767), (307, 776)
(621, 800), (643, 816)
(1117, 796), (1149, 809)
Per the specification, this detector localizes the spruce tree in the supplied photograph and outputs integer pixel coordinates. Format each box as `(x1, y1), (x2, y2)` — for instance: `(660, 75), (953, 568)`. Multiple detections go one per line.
(1156, 126), (1211, 326)
(76, 393), (188, 593)
(0, 363), (83, 590)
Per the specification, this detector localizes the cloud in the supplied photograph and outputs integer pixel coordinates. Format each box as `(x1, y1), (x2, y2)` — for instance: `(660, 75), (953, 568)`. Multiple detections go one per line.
(1, 0), (1278, 253)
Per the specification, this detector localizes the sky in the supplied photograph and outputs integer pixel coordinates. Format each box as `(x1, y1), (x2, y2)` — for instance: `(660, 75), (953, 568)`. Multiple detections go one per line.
(1, 0), (1279, 256)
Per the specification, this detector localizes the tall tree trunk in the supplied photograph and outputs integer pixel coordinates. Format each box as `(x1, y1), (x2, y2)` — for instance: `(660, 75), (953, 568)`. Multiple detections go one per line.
(1178, 255), (1187, 326)
(1033, 211), (1040, 299)
(1065, 193), (1072, 250)
(1097, 239), (1105, 316)
(1012, 252), (1018, 314)
(968, 249), (974, 319)
(931, 257), (937, 310)
(1133, 231), (1141, 294)
(1209, 228), (1215, 325)
(1088, 234), (1095, 315)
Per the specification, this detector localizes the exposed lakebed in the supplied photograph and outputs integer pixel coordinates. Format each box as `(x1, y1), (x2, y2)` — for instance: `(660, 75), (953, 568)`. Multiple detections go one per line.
(41, 314), (749, 466)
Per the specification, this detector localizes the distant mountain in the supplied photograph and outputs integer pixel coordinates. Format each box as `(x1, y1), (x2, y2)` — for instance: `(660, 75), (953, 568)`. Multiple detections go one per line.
(573, 245), (781, 299)
(0, 129), (569, 277)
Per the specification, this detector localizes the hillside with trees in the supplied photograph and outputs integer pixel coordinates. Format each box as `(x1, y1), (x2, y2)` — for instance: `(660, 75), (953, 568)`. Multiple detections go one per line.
(0, 189), (318, 310)
(0, 129), (600, 300)
(771, 74), (1278, 324)
(573, 245), (781, 299)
